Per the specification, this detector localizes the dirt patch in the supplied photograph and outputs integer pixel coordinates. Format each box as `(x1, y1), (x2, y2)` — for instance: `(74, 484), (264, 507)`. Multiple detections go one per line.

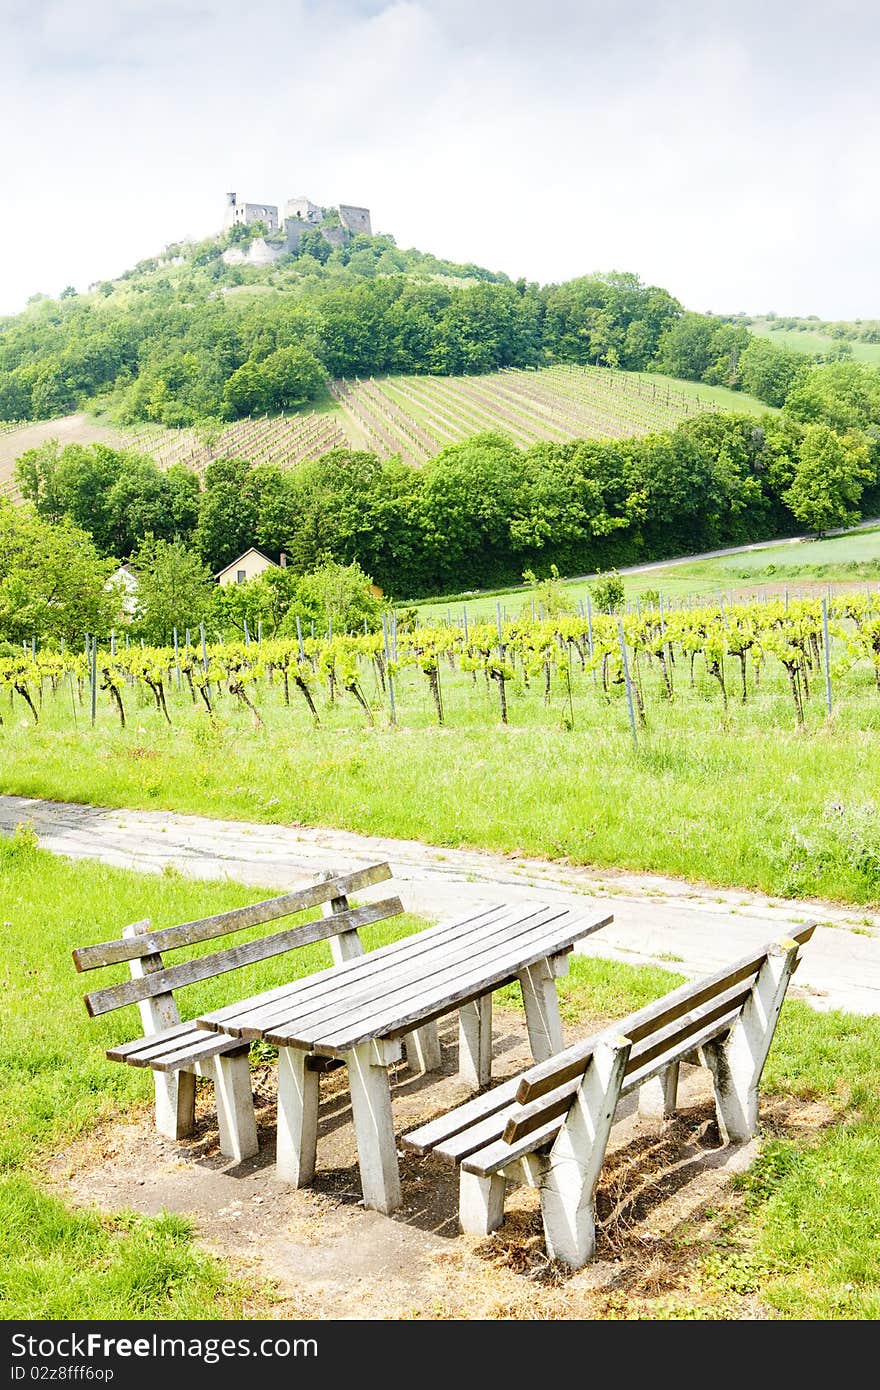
(45, 1009), (833, 1319)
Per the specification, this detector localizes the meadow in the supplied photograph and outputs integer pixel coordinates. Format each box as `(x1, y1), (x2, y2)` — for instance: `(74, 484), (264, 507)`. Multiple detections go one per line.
(2, 830), (878, 1319)
(412, 524), (880, 620)
(750, 319), (880, 366)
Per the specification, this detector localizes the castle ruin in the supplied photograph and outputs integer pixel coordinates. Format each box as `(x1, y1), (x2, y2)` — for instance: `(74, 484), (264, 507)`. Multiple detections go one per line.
(222, 192), (372, 266)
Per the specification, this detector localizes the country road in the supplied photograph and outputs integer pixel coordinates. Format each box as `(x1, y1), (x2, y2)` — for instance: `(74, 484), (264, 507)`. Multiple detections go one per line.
(3, 793), (879, 1016)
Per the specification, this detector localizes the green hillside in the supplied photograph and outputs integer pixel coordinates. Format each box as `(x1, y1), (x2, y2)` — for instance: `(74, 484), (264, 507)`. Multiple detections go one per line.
(749, 318), (880, 365)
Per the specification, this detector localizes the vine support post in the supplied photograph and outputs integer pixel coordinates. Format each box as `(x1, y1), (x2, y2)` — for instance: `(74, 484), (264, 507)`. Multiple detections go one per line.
(382, 613), (396, 726)
(617, 619), (638, 752)
(821, 596), (833, 716)
(199, 622), (211, 706)
(89, 635), (97, 728)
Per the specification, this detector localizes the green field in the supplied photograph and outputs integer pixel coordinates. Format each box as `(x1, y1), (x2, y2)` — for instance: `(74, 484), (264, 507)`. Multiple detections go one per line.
(750, 320), (880, 365)
(3, 629), (880, 904)
(411, 524), (880, 621)
(2, 832), (878, 1319)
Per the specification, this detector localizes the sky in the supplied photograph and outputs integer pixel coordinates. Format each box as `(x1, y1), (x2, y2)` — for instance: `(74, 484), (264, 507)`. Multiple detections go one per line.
(1, 0), (878, 319)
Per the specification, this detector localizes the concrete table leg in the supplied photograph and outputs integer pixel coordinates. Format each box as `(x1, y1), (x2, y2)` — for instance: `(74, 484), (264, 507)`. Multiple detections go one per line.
(346, 1043), (402, 1214)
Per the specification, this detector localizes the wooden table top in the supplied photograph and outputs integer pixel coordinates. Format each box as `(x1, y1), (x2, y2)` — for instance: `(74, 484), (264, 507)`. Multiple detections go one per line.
(196, 901), (612, 1058)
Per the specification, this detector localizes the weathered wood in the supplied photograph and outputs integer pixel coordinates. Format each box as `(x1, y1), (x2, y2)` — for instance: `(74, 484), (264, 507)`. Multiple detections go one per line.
(461, 1115), (568, 1179)
(72, 862), (394, 971)
(514, 925), (815, 1105)
(402, 1073), (524, 1155)
(84, 898), (403, 1016)
(502, 1077), (581, 1146)
(199, 902), (508, 1033)
(211, 902), (567, 1039)
(264, 912), (609, 1053)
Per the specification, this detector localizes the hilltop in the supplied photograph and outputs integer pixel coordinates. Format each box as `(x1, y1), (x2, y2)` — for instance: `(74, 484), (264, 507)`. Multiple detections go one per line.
(0, 205), (811, 436)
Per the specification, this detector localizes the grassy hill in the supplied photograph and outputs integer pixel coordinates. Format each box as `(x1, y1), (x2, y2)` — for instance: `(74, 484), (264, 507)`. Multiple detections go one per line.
(749, 318), (880, 365)
(0, 362), (774, 495)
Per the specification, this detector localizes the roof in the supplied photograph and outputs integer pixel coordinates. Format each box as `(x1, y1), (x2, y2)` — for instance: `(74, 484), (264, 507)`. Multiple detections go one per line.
(214, 547), (278, 580)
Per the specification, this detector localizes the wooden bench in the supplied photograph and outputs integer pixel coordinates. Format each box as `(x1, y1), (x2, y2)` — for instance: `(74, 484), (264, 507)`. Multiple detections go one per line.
(403, 924), (815, 1267)
(72, 862), (423, 1162)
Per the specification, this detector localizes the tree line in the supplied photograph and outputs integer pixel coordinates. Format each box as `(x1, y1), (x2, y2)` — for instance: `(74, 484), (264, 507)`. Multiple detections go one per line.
(11, 359), (879, 633)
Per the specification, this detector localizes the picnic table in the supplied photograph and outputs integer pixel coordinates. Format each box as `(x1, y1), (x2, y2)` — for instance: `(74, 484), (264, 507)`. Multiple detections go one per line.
(197, 899), (611, 1213)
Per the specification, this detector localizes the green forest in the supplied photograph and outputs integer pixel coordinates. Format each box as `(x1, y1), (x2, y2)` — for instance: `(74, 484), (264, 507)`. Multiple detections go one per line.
(0, 225), (844, 428)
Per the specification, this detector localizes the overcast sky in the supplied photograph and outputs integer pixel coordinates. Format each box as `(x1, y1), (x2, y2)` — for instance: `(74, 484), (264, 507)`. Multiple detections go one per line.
(1, 0), (878, 319)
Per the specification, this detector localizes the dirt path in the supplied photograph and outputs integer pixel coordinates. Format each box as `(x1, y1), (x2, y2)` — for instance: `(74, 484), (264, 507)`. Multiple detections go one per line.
(3, 793), (879, 1015)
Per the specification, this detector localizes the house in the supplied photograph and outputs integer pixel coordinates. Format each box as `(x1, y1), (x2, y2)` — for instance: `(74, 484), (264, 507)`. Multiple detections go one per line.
(215, 548), (279, 587)
(108, 563), (140, 618)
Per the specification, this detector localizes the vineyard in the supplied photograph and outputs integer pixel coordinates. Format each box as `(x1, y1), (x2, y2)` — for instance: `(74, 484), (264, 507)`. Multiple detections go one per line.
(4, 593), (880, 744)
(0, 365), (770, 493)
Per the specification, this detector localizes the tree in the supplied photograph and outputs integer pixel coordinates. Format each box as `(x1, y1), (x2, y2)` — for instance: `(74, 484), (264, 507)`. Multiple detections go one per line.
(0, 500), (118, 643)
(194, 458), (259, 570)
(783, 424), (873, 535)
(737, 336), (807, 406)
(280, 561), (384, 634)
(129, 537), (214, 645)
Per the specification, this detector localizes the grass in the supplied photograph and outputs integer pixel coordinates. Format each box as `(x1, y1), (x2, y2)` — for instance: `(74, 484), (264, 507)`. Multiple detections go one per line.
(411, 524), (880, 621)
(1, 831), (878, 1318)
(3, 654), (880, 904)
(0, 828), (420, 1318)
(750, 320), (880, 366)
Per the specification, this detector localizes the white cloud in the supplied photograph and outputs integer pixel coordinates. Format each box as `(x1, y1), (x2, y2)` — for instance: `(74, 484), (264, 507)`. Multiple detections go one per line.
(0, 0), (878, 317)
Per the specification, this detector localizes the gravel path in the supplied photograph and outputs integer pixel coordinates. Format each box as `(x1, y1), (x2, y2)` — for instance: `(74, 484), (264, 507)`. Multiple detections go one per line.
(3, 793), (879, 1016)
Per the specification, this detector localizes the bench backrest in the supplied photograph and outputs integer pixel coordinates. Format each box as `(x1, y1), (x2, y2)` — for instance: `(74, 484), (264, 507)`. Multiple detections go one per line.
(502, 923), (816, 1146)
(73, 862), (403, 1019)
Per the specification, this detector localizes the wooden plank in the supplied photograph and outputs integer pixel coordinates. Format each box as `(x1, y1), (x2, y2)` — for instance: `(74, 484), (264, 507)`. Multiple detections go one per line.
(461, 1116), (563, 1179)
(83, 898), (403, 1017)
(402, 1074), (525, 1155)
(432, 1107), (514, 1165)
(502, 1077), (581, 1146)
(312, 919), (599, 1051)
(623, 984), (752, 1078)
(73, 862), (394, 971)
(105, 1019), (196, 1061)
(513, 926), (815, 1106)
(268, 911), (610, 1053)
(242, 904), (574, 1043)
(621, 1010), (741, 1096)
(198, 901), (509, 1033)
(150, 1033), (250, 1073)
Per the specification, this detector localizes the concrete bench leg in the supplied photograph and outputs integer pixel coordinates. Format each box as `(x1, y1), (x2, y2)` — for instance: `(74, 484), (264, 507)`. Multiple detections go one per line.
(638, 1062), (680, 1123)
(458, 996), (492, 1087)
(519, 957), (564, 1062)
(459, 1171), (506, 1235)
(346, 1042), (401, 1215)
(406, 1022), (443, 1075)
(276, 1046), (320, 1186)
(539, 1038), (630, 1268)
(154, 1069), (196, 1140)
(213, 1051), (259, 1162)
(703, 942), (799, 1144)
